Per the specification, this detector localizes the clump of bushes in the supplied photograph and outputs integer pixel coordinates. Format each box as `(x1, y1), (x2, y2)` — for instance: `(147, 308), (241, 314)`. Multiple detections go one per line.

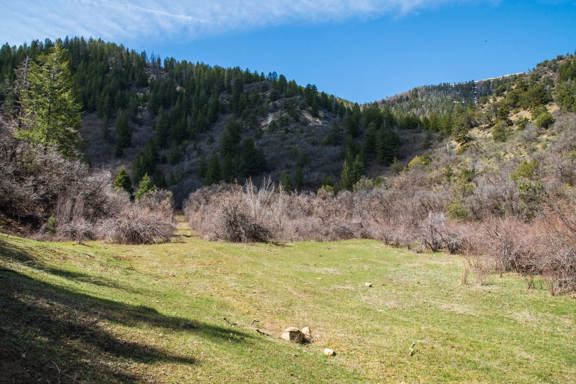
(534, 111), (555, 128)
(0, 122), (174, 244)
(216, 202), (271, 243)
(184, 138), (576, 293)
(491, 121), (509, 142)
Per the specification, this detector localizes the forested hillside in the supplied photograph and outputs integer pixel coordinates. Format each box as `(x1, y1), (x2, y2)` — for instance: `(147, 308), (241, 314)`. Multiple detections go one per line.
(0, 38), (425, 203)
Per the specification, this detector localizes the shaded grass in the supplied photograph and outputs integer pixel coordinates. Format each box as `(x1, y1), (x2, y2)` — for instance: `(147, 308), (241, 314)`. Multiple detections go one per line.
(0, 221), (574, 383)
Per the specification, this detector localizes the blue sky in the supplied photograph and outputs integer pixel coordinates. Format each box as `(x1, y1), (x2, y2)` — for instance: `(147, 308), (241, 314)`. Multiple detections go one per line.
(1, 1), (575, 103)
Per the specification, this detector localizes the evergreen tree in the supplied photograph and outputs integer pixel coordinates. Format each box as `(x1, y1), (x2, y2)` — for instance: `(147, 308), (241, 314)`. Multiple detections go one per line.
(240, 138), (266, 176)
(115, 109), (131, 155)
(280, 171), (291, 191)
(204, 155), (222, 185)
(113, 168), (133, 195)
(220, 121), (241, 157)
(352, 154), (364, 184)
(340, 158), (354, 190)
(376, 129), (400, 165)
(222, 154), (236, 182)
(135, 173), (155, 200)
(17, 44), (81, 158)
(340, 154), (364, 190)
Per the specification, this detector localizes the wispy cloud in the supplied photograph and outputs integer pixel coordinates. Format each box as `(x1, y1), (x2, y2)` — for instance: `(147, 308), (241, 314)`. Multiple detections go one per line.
(0, 0), (490, 44)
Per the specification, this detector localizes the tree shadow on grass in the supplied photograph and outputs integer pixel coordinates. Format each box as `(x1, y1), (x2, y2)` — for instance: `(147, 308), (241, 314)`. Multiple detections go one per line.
(0, 239), (148, 295)
(0, 240), (251, 383)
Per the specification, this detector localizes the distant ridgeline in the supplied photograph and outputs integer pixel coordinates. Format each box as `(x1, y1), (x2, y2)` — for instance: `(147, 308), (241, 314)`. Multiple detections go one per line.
(1, 38), (575, 202)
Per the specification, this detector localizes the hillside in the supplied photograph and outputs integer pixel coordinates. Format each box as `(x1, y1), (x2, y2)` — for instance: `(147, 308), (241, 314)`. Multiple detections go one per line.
(2, 41), (576, 206)
(1, 220), (574, 383)
(0, 38), (432, 204)
(3, 40), (574, 206)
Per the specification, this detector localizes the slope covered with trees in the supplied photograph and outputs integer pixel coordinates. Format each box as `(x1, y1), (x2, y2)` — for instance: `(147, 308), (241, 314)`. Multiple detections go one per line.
(0, 38), (420, 203)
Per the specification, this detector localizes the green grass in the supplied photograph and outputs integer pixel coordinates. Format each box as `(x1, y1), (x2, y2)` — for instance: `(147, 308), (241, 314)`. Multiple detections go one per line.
(1, 220), (574, 383)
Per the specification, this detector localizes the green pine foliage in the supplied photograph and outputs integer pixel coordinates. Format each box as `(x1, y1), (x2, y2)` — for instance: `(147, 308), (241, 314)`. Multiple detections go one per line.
(114, 109), (131, 155)
(555, 58), (576, 112)
(113, 168), (133, 195)
(339, 154), (364, 190)
(279, 171), (291, 191)
(16, 43), (81, 158)
(0, 38), (405, 192)
(134, 173), (155, 200)
(15, 39), (576, 194)
(534, 111), (555, 128)
(204, 155), (222, 185)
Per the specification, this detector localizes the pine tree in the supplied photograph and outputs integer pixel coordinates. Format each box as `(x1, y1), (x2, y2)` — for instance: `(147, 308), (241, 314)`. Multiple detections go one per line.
(220, 121), (241, 157)
(113, 168), (133, 195)
(222, 154), (236, 182)
(240, 138), (266, 176)
(280, 171), (291, 191)
(376, 128), (400, 165)
(115, 109), (131, 155)
(340, 154), (364, 190)
(204, 155), (222, 185)
(135, 173), (155, 200)
(17, 44), (81, 158)
(340, 158), (354, 190)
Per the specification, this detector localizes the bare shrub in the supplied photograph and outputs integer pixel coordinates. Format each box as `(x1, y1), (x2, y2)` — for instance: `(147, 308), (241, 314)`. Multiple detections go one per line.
(98, 204), (174, 245)
(466, 256), (498, 286)
(185, 178), (446, 244)
(0, 121), (175, 244)
(478, 218), (540, 275)
(538, 195), (576, 294)
(215, 200), (271, 242)
(57, 218), (95, 242)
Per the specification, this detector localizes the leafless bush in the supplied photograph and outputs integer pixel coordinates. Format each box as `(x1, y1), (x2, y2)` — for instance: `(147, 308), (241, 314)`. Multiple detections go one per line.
(478, 218), (541, 274)
(215, 199), (271, 242)
(538, 195), (576, 293)
(466, 256), (498, 286)
(0, 122), (86, 228)
(185, 180), (368, 242)
(0, 121), (174, 244)
(98, 203), (174, 245)
(57, 218), (96, 242)
(185, 178), (447, 243)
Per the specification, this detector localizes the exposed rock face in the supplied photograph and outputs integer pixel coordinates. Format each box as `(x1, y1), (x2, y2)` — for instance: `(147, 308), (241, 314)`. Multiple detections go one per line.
(281, 327), (305, 343)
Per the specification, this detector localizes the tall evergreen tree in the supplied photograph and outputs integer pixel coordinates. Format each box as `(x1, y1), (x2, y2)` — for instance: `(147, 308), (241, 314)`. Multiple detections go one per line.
(17, 44), (81, 158)
(204, 155), (222, 185)
(115, 109), (131, 155)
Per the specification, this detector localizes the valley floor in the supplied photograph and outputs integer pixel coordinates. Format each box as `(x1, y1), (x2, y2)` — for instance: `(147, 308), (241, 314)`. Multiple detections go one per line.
(0, 219), (574, 383)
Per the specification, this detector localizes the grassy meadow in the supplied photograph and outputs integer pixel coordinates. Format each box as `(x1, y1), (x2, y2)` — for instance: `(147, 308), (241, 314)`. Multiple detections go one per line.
(0, 219), (574, 383)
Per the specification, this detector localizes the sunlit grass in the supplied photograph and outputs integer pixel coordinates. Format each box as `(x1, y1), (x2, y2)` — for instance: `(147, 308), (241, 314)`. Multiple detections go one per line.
(0, 220), (574, 383)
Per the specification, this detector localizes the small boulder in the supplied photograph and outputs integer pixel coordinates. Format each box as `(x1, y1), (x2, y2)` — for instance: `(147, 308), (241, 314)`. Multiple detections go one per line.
(301, 326), (312, 342)
(281, 327), (305, 343)
(323, 348), (336, 356)
(365, 282), (373, 288)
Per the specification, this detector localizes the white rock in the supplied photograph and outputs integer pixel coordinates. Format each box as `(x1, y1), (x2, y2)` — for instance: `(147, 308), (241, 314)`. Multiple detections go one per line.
(323, 348), (336, 356)
(281, 327), (305, 343)
(301, 326), (312, 342)
(365, 282), (373, 287)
